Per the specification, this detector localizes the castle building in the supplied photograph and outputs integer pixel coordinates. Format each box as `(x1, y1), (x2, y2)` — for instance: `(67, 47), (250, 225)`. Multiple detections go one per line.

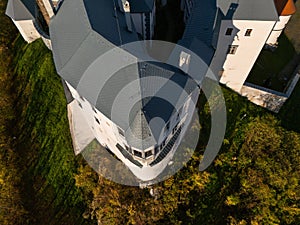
(6, 0), (297, 181)
(181, 0), (298, 111)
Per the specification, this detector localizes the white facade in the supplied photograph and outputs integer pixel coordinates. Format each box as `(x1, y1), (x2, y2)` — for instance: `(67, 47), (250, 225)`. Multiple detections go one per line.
(210, 20), (277, 92)
(266, 15), (292, 45)
(12, 20), (41, 43)
(6, 0), (55, 44)
(41, 0), (55, 19)
(66, 81), (199, 181)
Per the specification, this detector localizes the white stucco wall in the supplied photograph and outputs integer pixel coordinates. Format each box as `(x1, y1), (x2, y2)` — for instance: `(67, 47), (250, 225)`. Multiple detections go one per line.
(210, 20), (276, 92)
(266, 15), (291, 45)
(66, 82), (122, 150)
(41, 0), (54, 18)
(65, 80), (199, 181)
(41, 36), (52, 50)
(13, 20), (40, 43)
(67, 100), (95, 155)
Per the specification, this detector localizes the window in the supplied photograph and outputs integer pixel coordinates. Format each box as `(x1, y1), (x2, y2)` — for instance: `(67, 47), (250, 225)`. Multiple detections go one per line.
(145, 150), (153, 158)
(227, 45), (238, 54)
(218, 69), (225, 77)
(177, 107), (183, 121)
(80, 95), (85, 102)
(155, 146), (159, 154)
(166, 122), (170, 130)
(225, 28), (233, 36)
(164, 122), (170, 134)
(133, 150), (142, 158)
(179, 51), (191, 68)
(172, 123), (179, 135)
(162, 139), (166, 147)
(118, 127), (124, 137)
(125, 145), (131, 153)
(94, 117), (100, 124)
(92, 107), (97, 114)
(245, 29), (252, 36)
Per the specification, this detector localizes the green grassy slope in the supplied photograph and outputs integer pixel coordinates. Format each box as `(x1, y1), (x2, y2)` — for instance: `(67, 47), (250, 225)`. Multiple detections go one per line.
(0, 1), (27, 224)
(9, 38), (95, 225)
(0, 2), (94, 219)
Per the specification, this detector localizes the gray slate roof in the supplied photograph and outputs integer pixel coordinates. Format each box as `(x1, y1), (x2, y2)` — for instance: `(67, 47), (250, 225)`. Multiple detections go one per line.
(179, 0), (279, 62)
(179, 0), (216, 66)
(128, 0), (154, 13)
(49, 0), (280, 150)
(50, 0), (138, 75)
(217, 0), (278, 21)
(178, 0), (279, 71)
(50, 0), (199, 150)
(6, 0), (35, 21)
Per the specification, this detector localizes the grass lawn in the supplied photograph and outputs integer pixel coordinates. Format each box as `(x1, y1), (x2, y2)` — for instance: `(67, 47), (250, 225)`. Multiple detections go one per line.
(10, 37), (94, 225)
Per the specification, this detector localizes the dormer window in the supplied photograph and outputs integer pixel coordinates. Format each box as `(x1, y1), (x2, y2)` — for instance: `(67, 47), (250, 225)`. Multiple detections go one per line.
(80, 95), (85, 102)
(92, 106), (97, 114)
(118, 127), (124, 137)
(164, 121), (170, 135)
(166, 122), (170, 130)
(177, 107), (183, 121)
(133, 150), (142, 158)
(94, 117), (100, 124)
(172, 123), (179, 134)
(179, 51), (191, 73)
(145, 150), (153, 158)
(225, 28), (233, 36)
(123, 0), (130, 12)
(125, 145), (131, 153)
(227, 45), (238, 54)
(162, 139), (166, 147)
(154, 146), (159, 154)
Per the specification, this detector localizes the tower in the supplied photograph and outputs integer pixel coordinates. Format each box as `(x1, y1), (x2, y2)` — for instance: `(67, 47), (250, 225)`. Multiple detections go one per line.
(266, 0), (297, 46)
